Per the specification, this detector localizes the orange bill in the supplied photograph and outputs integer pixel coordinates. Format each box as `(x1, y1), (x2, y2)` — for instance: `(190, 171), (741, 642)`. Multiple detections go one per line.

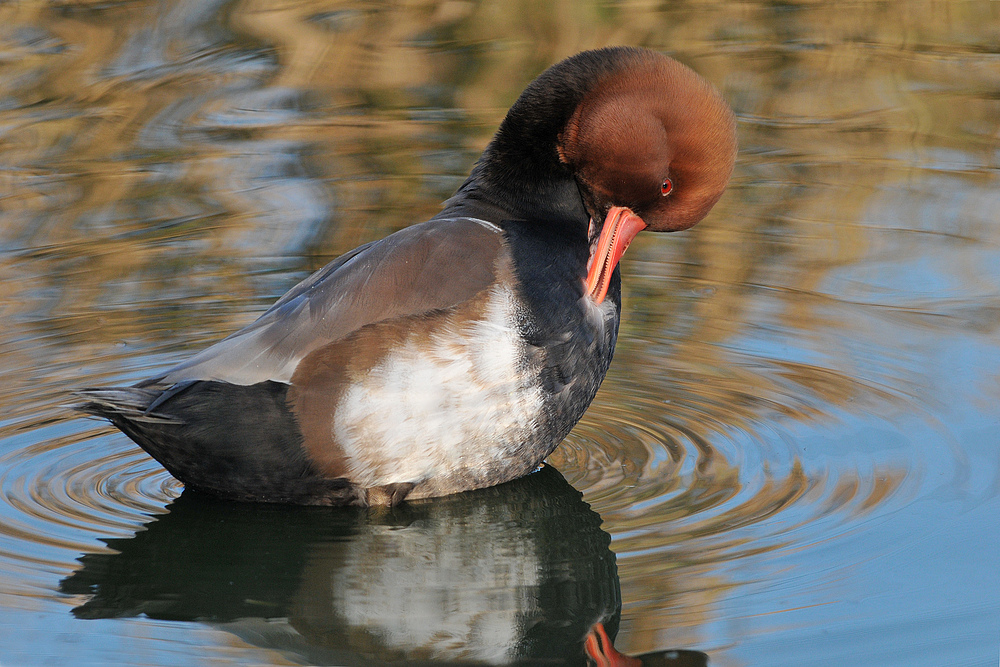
(585, 206), (647, 303)
(584, 622), (641, 667)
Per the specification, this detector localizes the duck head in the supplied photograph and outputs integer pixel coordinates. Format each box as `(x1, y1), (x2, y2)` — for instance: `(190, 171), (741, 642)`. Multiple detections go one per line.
(558, 49), (737, 234)
(468, 47), (737, 304)
(560, 49), (736, 303)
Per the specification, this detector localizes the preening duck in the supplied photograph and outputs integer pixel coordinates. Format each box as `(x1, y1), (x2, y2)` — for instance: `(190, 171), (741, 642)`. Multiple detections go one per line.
(78, 46), (737, 506)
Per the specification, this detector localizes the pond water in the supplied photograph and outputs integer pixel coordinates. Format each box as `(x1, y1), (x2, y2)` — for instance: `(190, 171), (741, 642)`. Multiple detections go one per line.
(1, 1), (998, 665)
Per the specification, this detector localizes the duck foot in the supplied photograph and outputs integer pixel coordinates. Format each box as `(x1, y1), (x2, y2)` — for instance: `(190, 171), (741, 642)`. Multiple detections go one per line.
(364, 482), (416, 507)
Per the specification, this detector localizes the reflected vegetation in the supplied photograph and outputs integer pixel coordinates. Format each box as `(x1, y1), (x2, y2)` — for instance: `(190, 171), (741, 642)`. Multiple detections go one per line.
(0, 0), (999, 665)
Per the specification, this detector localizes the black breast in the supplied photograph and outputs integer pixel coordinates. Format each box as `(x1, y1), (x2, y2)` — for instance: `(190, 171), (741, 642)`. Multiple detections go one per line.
(502, 217), (622, 449)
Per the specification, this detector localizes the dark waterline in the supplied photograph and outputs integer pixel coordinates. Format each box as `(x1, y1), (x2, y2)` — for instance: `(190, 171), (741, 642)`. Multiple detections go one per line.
(0, 1), (998, 665)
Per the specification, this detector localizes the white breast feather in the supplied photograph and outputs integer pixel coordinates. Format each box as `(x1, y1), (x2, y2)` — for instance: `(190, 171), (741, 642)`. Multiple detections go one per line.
(333, 286), (543, 487)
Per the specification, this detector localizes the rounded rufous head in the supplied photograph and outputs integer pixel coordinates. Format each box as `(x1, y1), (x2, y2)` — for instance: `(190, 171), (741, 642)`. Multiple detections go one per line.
(557, 49), (737, 232)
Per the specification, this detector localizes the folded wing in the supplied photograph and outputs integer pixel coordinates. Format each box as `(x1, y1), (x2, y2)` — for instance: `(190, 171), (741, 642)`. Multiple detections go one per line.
(149, 217), (505, 386)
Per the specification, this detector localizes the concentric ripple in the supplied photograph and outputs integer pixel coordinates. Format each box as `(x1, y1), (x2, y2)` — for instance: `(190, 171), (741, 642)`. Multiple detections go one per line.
(0, 396), (180, 601)
(553, 343), (915, 570)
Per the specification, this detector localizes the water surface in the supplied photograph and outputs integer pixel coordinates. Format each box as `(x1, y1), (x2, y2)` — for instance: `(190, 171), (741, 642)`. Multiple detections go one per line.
(0, 1), (998, 665)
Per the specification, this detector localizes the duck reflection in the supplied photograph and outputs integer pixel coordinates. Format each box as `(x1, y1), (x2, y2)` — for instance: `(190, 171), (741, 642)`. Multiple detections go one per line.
(61, 465), (705, 666)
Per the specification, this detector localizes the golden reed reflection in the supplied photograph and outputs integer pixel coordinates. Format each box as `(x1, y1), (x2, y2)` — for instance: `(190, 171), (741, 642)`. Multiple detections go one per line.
(2, 0), (996, 351)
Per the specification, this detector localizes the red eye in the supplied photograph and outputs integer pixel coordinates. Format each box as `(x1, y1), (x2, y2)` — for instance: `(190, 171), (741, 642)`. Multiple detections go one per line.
(661, 177), (673, 196)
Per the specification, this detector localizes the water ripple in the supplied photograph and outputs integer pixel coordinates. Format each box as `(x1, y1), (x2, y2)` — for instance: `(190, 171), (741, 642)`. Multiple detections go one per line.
(554, 364), (911, 573)
(0, 416), (179, 595)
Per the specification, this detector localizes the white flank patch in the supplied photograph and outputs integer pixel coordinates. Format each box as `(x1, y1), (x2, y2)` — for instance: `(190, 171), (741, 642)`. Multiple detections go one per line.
(333, 285), (544, 488)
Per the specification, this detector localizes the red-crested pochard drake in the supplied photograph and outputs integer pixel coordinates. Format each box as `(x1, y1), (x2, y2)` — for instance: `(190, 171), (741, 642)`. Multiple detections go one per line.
(78, 46), (736, 506)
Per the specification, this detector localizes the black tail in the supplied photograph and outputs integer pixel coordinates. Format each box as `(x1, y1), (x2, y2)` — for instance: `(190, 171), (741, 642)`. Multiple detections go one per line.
(75, 381), (358, 505)
(76, 386), (183, 424)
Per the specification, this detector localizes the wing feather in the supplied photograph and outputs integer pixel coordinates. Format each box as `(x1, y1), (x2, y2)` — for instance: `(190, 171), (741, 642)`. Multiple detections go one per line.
(151, 218), (504, 386)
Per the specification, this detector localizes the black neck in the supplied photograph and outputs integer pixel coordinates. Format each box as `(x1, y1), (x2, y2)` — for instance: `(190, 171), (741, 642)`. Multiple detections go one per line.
(439, 48), (641, 229)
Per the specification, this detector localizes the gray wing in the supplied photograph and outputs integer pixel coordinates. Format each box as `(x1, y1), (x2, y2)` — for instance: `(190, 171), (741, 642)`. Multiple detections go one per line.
(152, 217), (504, 386)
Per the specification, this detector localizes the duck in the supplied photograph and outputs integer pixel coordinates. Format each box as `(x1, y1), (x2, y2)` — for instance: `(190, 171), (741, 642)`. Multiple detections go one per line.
(77, 46), (737, 507)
